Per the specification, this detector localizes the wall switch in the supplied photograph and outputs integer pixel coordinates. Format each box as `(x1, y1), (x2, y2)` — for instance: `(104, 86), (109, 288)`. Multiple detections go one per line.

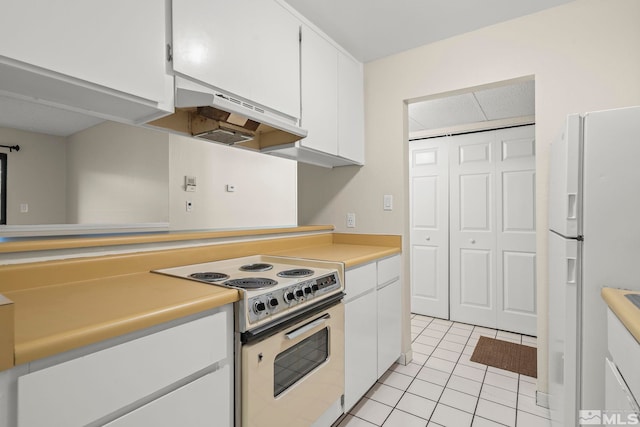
(186, 200), (193, 212)
(226, 184), (236, 192)
(346, 213), (356, 228)
(383, 195), (393, 211)
(20, 203), (29, 213)
(185, 176), (196, 192)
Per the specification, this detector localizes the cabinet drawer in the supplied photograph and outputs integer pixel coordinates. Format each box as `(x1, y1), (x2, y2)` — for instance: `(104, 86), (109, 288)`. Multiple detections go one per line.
(18, 309), (229, 427)
(377, 255), (401, 286)
(345, 262), (376, 301)
(105, 366), (231, 427)
(608, 309), (640, 402)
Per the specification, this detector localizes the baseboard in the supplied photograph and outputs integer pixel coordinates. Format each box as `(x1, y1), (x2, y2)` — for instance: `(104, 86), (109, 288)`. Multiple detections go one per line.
(536, 390), (550, 408)
(397, 349), (413, 366)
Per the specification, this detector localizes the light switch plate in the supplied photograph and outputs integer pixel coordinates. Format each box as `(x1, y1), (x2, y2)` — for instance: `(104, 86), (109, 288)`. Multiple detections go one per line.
(383, 195), (393, 211)
(185, 176), (196, 192)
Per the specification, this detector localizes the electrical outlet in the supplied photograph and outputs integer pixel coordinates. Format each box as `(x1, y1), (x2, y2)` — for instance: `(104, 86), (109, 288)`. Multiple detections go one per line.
(186, 200), (193, 212)
(346, 213), (356, 228)
(19, 203), (29, 213)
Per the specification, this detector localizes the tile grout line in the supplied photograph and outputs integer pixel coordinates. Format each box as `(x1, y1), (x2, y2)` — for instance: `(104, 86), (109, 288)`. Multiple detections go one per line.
(408, 318), (543, 427)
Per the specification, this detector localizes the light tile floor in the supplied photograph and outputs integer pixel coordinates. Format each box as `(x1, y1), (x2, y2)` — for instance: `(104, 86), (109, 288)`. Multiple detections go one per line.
(336, 314), (551, 427)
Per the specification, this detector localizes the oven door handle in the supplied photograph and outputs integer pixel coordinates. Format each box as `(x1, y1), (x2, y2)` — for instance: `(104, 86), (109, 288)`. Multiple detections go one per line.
(285, 314), (331, 340)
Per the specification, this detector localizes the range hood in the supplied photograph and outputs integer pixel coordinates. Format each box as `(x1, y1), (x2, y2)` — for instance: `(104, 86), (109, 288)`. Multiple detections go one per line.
(148, 77), (307, 150)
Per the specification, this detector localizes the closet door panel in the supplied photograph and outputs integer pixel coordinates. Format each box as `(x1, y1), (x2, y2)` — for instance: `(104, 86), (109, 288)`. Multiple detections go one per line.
(449, 132), (497, 328)
(409, 140), (449, 318)
(496, 126), (537, 335)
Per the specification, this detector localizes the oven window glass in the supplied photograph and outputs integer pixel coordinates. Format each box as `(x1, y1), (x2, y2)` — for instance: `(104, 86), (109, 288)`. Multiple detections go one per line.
(273, 327), (328, 397)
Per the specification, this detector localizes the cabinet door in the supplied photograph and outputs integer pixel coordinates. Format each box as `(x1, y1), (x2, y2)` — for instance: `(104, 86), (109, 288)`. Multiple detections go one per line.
(105, 367), (231, 427)
(300, 25), (339, 155)
(377, 280), (402, 377)
(172, 0), (300, 118)
(344, 291), (378, 412)
(337, 51), (365, 164)
(605, 358), (640, 413)
(0, 0), (167, 104)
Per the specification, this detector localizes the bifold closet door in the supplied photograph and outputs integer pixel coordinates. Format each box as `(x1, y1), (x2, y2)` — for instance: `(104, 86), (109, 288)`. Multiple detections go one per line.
(449, 126), (536, 334)
(449, 132), (498, 329)
(409, 126), (536, 335)
(409, 139), (449, 319)
(495, 126), (537, 335)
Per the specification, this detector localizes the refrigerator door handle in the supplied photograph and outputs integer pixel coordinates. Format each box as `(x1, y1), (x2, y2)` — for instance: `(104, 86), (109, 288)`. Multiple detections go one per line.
(567, 257), (577, 284)
(567, 194), (577, 220)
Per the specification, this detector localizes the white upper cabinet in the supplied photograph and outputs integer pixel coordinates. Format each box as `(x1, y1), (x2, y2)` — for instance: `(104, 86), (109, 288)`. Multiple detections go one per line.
(300, 25), (339, 155)
(0, 0), (172, 124)
(299, 25), (365, 165)
(172, 0), (301, 119)
(337, 52), (365, 164)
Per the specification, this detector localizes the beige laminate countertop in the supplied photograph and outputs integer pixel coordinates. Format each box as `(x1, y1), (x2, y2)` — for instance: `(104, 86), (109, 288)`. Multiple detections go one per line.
(602, 287), (640, 343)
(3, 273), (239, 365)
(0, 233), (401, 369)
(271, 243), (400, 268)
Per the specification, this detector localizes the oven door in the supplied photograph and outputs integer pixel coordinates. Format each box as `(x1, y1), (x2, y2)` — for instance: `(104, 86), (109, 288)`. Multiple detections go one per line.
(241, 301), (344, 427)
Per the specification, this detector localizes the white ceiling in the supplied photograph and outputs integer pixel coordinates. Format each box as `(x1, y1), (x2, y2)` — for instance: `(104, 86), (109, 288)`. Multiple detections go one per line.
(283, 0), (574, 63)
(408, 80), (535, 134)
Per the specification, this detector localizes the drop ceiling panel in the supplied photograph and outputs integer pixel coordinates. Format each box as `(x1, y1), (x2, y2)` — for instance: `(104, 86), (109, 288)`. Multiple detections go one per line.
(474, 80), (535, 120)
(408, 92), (487, 130)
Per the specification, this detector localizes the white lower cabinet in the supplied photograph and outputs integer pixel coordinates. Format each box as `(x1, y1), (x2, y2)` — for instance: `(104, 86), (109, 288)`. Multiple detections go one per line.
(377, 279), (402, 377)
(606, 309), (640, 416)
(105, 367), (230, 427)
(344, 255), (402, 411)
(16, 306), (233, 427)
(344, 286), (377, 411)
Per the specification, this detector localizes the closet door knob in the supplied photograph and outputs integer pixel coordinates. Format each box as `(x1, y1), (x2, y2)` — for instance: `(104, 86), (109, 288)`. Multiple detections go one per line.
(470, 239), (476, 244)
(425, 236), (431, 241)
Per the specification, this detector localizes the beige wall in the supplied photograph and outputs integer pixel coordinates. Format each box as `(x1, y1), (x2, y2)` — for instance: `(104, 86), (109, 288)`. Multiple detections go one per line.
(298, 0), (640, 393)
(168, 134), (297, 230)
(66, 122), (170, 224)
(0, 127), (66, 225)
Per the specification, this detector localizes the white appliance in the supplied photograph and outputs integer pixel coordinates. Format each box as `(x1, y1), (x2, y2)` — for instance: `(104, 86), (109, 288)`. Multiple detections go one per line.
(548, 106), (640, 426)
(154, 255), (345, 427)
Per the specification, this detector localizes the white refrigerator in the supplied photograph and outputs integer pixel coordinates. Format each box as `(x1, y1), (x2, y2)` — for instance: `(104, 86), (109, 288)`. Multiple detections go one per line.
(548, 106), (640, 426)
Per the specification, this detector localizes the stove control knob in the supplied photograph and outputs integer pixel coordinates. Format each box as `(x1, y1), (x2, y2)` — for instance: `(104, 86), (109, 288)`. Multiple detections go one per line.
(311, 284), (320, 292)
(253, 301), (267, 314)
(303, 286), (312, 295)
(295, 288), (304, 299)
(268, 297), (279, 307)
(285, 291), (295, 303)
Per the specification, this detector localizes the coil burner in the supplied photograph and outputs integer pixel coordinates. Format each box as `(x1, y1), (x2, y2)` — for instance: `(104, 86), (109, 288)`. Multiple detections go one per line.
(224, 277), (278, 289)
(239, 263), (273, 272)
(188, 272), (230, 282)
(277, 268), (314, 278)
